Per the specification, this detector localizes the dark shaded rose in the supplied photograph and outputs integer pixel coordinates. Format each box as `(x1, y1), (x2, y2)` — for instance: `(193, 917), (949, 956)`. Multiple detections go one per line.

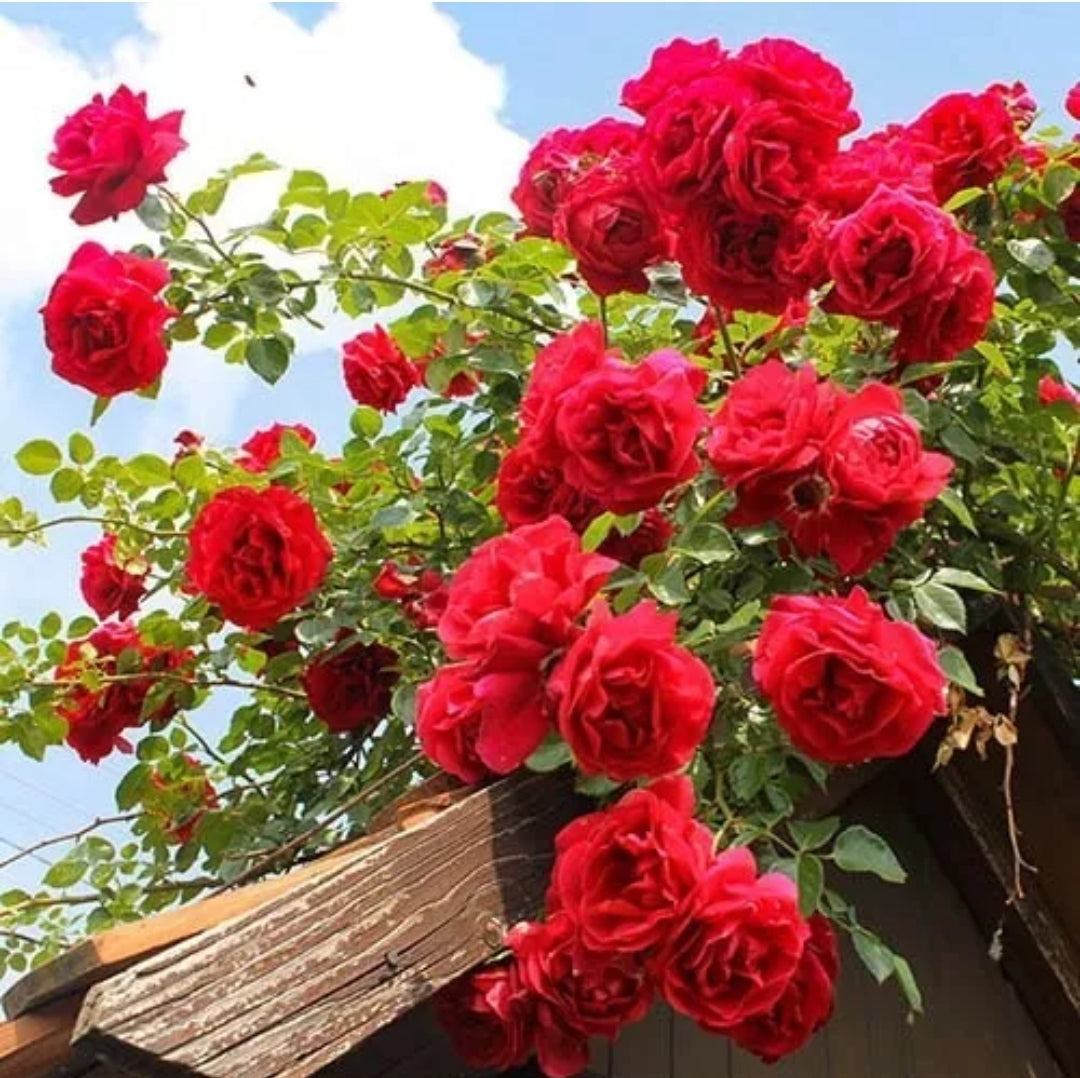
(909, 89), (1020, 203)
(754, 588), (947, 764)
(598, 508), (674, 568)
(495, 442), (601, 532)
(549, 600), (715, 781)
(48, 85), (185, 225)
(1039, 374), (1080, 410)
(554, 348), (707, 514)
(56, 622), (189, 764)
(42, 242), (174, 397)
(659, 847), (809, 1031)
(434, 961), (534, 1071)
(1062, 186), (1080, 243)
(421, 233), (490, 278)
(547, 775), (713, 955)
(621, 36), (727, 116)
(341, 325), (419, 412)
(237, 423), (317, 473)
(302, 632), (399, 734)
(1068, 82), (1080, 123)
(554, 162), (668, 296)
(437, 516), (615, 667)
(415, 661), (549, 783)
(511, 119), (640, 238)
(726, 914), (839, 1063)
(508, 913), (652, 1076)
(987, 80), (1037, 131)
(79, 534), (147, 621)
(186, 486), (332, 631)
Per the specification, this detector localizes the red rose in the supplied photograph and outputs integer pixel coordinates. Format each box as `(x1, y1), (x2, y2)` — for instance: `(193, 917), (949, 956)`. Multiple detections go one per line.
(677, 201), (818, 315)
(302, 632), (399, 734)
(42, 242), (174, 397)
(1068, 82), (1080, 122)
(1039, 374), (1080, 410)
(56, 622), (188, 764)
(814, 125), (939, 215)
(173, 429), (204, 459)
(598, 508), (674, 568)
(495, 442), (601, 532)
(186, 486), (332, 631)
(754, 588), (947, 764)
(554, 162), (668, 297)
(734, 37), (859, 140)
(726, 913), (839, 1063)
(508, 913), (652, 1076)
(511, 119), (640, 238)
(639, 73), (755, 209)
(149, 756), (218, 845)
(79, 534), (147, 621)
(548, 600), (715, 782)
(237, 423), (317, 473)
(413, 335), (482, 397)
(987, 81), (1037, 131)
(421, 233), (490, 278)
(659, 847), (809, 1031)
(437, 516), (615, 667)
(48, 85), (186, 225)
(416, 661), (550, 783)
(909, 90), (1020, 203)
(554, 348), (707, 514)
(825, 187), (957, 323)
(434, 962), (534, 1072)
(520, 321), (610, 434)
(373, 562), (418, 601)
(621, 37), (727, 116)
(547, 775), (713, 955)
(1063, 186), (1080, 243)
(891, 229), (995, 365)
(341, 326), (420, 412)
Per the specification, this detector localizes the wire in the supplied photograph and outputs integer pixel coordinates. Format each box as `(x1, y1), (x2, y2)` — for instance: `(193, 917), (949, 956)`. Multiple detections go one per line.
(0, 835), (52, 870)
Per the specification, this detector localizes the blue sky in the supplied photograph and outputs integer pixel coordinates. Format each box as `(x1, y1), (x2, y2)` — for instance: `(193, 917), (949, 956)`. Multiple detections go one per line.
(0, 1), (1077, 930)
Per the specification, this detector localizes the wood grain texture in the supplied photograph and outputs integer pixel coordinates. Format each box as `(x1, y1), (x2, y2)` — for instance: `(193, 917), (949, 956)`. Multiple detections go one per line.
(73, 771), (582, 1078)
(0, 997), (81, 1078)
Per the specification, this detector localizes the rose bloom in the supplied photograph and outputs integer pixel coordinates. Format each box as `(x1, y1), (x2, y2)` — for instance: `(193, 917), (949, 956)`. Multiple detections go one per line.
(48, 85), (186, 225)
(1038, 374), (1080, 410)
(237, 423), (317, 473)
(546, 775), (713, 956)
(987, 80), (1037, 131)
(42, 242), (174, 397)
(598, 508), (674, 568)
(186, 486), (332, 631)
(341, 326), (420, 412)
(511, 118), (640, 238)
(1068, 82), (1080, 123)
(79, 533), (147, 621)
(909, 89), (1021, 203)
(1062, 186), (1080, 244)
(55, 622), (189, 764)
(754, 588), (947, 764)
(554, 349), (707, 514)
(554, 161), (668, 297)
(726, 914), (839, 1063)
(415, 661), (549, 783)
(548, 600), (715, 782)
(433, 962), (534, 1072)
(508, 913), (652, 1076)
(520, 321), (611, 436)
(437, 516), (615, 667)
(621, 36), (727, 116)
(658, 847), (809, 1032)
(301, 632), (400, 734)
(495, 441), (601, 532)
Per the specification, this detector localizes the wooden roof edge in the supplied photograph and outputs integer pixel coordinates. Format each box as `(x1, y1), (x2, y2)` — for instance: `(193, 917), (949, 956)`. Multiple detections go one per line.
(2, 774), (468, 1022)
(0, 996), (83, 1078)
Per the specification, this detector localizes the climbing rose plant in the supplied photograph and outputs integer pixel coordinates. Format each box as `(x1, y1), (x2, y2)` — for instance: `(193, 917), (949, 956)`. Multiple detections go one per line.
(1, 33), (1079, 1074)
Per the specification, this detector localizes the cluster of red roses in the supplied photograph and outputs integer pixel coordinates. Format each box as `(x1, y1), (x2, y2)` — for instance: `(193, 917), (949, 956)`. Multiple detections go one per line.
(512, 36), (1019, 364)
(416, 516), (715, 786)
(437, 775), (838, 1075)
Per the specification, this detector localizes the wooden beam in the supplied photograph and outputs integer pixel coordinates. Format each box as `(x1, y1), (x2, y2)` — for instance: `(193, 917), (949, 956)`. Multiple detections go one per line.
(72, 771), (583, 1078)
(0, 996), (82, 1078)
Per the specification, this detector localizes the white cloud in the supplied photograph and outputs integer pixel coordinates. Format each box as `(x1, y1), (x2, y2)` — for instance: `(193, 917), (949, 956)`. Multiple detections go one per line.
(0, 0), (527, 439)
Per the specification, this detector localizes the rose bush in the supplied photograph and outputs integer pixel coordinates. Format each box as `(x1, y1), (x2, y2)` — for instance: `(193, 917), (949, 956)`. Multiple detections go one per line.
(1, 28), (1078, 1077)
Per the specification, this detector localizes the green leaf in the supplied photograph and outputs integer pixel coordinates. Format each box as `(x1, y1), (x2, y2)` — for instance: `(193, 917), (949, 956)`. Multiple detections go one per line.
(729, 754), (770, 802)
(68, 432), (94, 465)
(136, 193), (171, 231)
(50, 467), (83, 503)
(853, 929), (895, 983)
(937, 488), (977, 533)
(942, 187), (986, 213)
(43, 858), (88, 889)
(575, 774), (621, 798)
(1007, 237), (1055, 274)
(526, 736), (572, 774)
(892, 954), (924, 1014)
(349, 406), (383, 439)
(833, 825), (907, 883)
(974, 340), (1011, 378)
(90, 395), (112, 426)
(939, 424), (981, 464)
(788, 816), (840, 851)
(127, 454), (172, 487)
(115, 763), (151, 811)
(938, 645), (984, 696)
(913, 580), (967, 632)
(1041, 162), (1078, 207)
(581, 512), (616, 552)
(203, 322), (239, 350)
(677, 523), (738, 565)
(930, 568), (998, 594)
(796, 855), (824, 917)
(15, 439), (62, 475)
(246, 337), (289, 384)
(39, 612), (62, 639)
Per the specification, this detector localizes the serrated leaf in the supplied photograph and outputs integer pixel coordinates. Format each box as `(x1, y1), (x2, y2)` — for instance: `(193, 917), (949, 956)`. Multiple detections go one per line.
(796, 855), (824, 917)
(853, 929), (895, 983)
(127, 454), (172, 487)
(246, 337), (289, 384)
(729, 754), (770, 802)
(115, 763), (151, 811)
(136, 193), (171, 231)
(581, 512), (616, 553)
(892, 954), (924, 1014)
(526, 736), (572, 774)
(834, 825), (907, 883)
(931, 568), (998, 593)
(349, 406), (383, 439)
(938, 645), (984, 696)
(43, 858), (88, 889)
(68, 432), (94, 465)
(677, 523), (738, 565)
(1007, 237), (1055, 274)
(15, 439), (62, 475)
(788, 816), (840, 851)
(942, 187), (986, 213)
(937, 488), (977, 533)
(1042, 163), (1079, 206)
(913, 580), (967, 632)
(50, 467), (83, 503)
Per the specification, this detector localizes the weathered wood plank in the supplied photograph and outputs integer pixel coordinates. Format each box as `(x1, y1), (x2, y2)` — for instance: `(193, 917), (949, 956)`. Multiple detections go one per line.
(73, 771), (583, 1078)
(0, 996), (81, 1078)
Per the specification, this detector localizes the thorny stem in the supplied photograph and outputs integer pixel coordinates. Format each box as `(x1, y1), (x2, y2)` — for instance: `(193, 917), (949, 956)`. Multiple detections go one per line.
(716, 307), (744, 377)
(0, 814), (137, 873)
(1001, 625), (1037, 905)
